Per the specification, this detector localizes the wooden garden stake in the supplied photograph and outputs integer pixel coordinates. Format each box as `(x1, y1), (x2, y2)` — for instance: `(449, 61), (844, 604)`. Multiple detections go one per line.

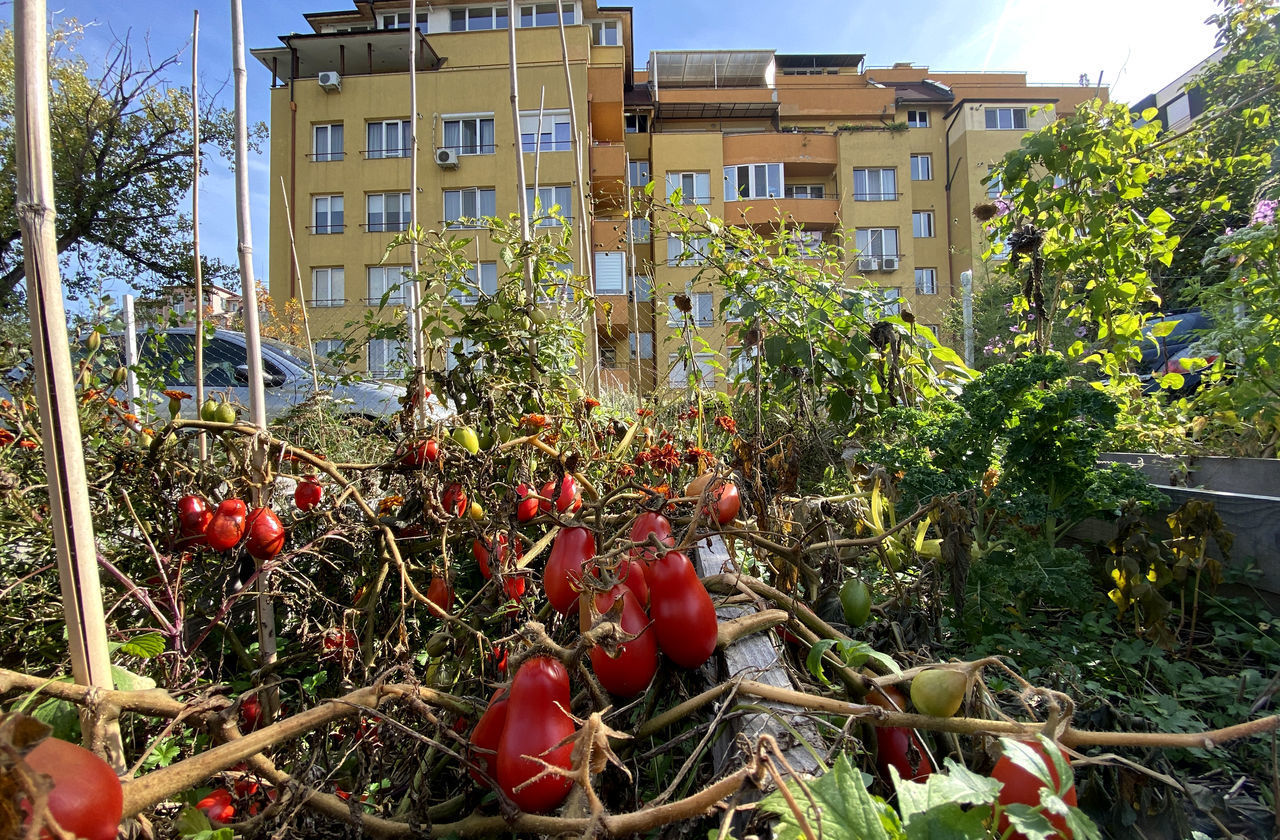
(407, 0), (427, 427)
(277, 177), (320, 392)
(191, 9), (207, 462)
(13, 0), (124, 768)
(230, 0), (278, 713)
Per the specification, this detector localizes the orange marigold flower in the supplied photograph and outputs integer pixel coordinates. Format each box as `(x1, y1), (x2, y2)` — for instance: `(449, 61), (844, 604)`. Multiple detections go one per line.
(142, 428), (155, 436)
(714, 415), (738, 435)
(0, 429), (15, 446)
(106, 396), (120, 407)
(615, 464), (636, 479)
(162, 389), (192, 400)
(377, 495), (405, 515)
(521, 413), (548, 429)
(122, 413), (139, 425)
(544, 431), (560, 445)
(582, 397), (600, 410)
(17, 439), (37, 450)
(637, 408), (654, 418)
(0, 399), (11, 410)
(81, 389), (103, 402)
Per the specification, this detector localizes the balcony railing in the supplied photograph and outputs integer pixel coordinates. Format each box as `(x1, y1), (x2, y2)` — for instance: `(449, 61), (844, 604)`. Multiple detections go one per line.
(306, 298), (348, 308)
(361, 148), (413, 160)
(308, 224), (346, 234)
(307, 152), (346, 162)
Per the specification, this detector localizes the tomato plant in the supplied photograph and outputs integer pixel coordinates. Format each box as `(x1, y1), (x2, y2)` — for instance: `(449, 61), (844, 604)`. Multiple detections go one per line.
(864, 684), (933, 781)
(206, 499), (248, 551)
(473, 533), (514, 580)
(543, 526), (596, 615)
(588, 585), (658, 697)
(707, 481), (741, 525)
(245, 507), (285, 560)
(628, 511), (673, 563)
(402, 438), (439, 467)
(294, 476), (323, 511)
(322, 628), (358, 662)
(20, 737), (123, 840)
(617, 558), (650, 608)
(991, 739), (1077, 839)
(197, 787), (235, 825)
(648, 550), (717, 669)
(496, 656), (575, 812)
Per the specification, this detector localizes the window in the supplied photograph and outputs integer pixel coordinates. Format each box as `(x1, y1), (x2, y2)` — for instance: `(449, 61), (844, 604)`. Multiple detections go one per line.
(784, 184), (824, 199)
(449, 262), (500, 305)
(631, 275), (652, 302)
(442, 115), (495, 155)
(444, 188), (497, 226)
(594, 252), (626, 294)
(1166, 93), (1191, 128)
(667, 352), (717, 388)
(724, 163), (783, 200)
(366, 119), (411, 158)
(367, 338), (403, 378)
(912, 211), (935, 238)
(536, 262), (575, 303)
(723, 292), (742, 323)
(667, 291), (713, 327)
(366, 193), (410, 232)
(446, 337), (487, 372)
(853, 168), (897, 201)
(906, 109), (929, 128)
(519, 3), (575, 27)
(627, 217), (651, 243)
(525, 185), (573, 225)
(855, 228), (899, 259)
(313, 123), (344, 161)
(367, 265), (409, 306)
(915, 268), (938, 295)
(590, 20), (620, 45)
(628, 160), (651, 187)
(789, 230), (823, 256)
(449, 6), (508, 30)
(312, 195), (344, 234)
(629, 331), (654, 360)
(520, 111), (572, 152)
(667, 234), (710, 266)
(310, 267), (345, 307)
(729, 345), (759, 377)
(599, 343), (619, 368)
(872, 288), (902, 317)
(910, 154), (932, 181)
(380, 11), (412, 29)
(984, 107), (1027, 130)
(624, 112), (649, 133)
(666, 171), (711, 205)
(986, 166), (1002, 200)
(314, 339), (346, 362)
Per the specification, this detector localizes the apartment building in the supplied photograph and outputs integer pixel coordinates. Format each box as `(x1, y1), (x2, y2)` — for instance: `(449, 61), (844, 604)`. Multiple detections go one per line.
(254, 1), (1102, 392)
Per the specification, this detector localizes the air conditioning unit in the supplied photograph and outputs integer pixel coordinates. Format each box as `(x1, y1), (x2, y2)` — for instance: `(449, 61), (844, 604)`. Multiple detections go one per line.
(435, 147), (459, 168)
(881, 256), (900, 271)
(318, 71), (341, 92)
(856, 257), (879, 272)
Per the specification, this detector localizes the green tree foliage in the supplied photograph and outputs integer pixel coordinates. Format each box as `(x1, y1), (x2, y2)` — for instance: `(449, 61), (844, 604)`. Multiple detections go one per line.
(0, 21), (254, 304)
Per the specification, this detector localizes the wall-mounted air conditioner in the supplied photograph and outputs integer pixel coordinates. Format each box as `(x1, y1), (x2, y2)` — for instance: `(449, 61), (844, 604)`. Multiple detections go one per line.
(880, 256), (900, 271)
(318, 71), (341, 92)
(435, 148), (459, 168)
(855, 257), (879, 272)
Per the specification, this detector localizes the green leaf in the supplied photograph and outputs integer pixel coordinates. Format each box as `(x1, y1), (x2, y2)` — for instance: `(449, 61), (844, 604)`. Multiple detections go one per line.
(892, 759), (1001, 817)
(1147, 319), (1179, 338)
(901, 804), (991, 840)
(760, 754), (897, 840)
(805, 639), (839, 685)
(173, 806), (213, 838)
(1002, 803), (1059, 840)
(118, 632), (165, 659)
(110, 664), (156, 691)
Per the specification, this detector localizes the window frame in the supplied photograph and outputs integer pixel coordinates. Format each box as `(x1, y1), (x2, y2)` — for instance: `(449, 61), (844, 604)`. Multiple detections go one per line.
(629, 331), (654, 360)
(667, 233), (711, 266)
(366, 265), (409, 307)
(443, 187), (498, 227)
(723, 162), (784, 201)
(365, 192), (411, 233)
(525, 185), (573, 226)
(366, 118), (412, 159)
(518, 2), (575, 28)
(854, 227), (900, 259)
(313, 123), (344, 162)
(667, 352), (718, 389)
(451, 262), (500, 305)
(590, 19), (620, 46)
(906, 109), (929, 128)
(310, 267), (345, 307)
(519, 110), (573, 153)
(912, 210), (935, 238)
(984, 107), (1028, 130)
(910, 153), (932, 181)
(628, 160), (651, 188)
(449, 5), (509, 31)
(665, 171), (711, 205)
(852, 167), (898, 201)
(312, 194), (344, 234)
(367, 338), (404, 378)
(914, 268), (938, 295)
(784, 184), (825, 199)
(441, 114), (496, 155)
(594, 251), (627, 294)
(624, 112), (649, 133)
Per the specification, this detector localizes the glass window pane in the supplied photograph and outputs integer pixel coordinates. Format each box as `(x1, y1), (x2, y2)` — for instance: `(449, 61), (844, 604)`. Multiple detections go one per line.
(450, 9), (466, 31)
(444, 121), (460, 150)
(480, 119), (495, 151)
(480, 189), (496, 217)
(367, 122), (383, 157)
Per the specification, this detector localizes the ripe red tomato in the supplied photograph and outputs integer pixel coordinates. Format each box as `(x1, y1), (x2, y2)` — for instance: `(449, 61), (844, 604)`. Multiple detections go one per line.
(207, 499), (248, 551)
(503, 573), (527, 601)
(245, 507), (285, 560)
(441, 484), (468, 518)
(876, 725), (933, 781)
(402, 438), (439, 467)
(322, 628), (358, 661)
(515, 482), (540, 522)
(628, 511), (674, 564)
(20, 737), (123, 840)
(468, 688), (509, 784)
(543, 526), (596, 615)
(474, 533), (511, 580)
(539, 474), (582, 514)
(177, 494), (212, 544)
(197, 787), (235, 825)
(648, 550), (718, 669)
(991, 740), (1077, 839)
(707, 481), (741, 525)
(497, 656), (575, 812)
(240, 694), (264, 731)
(617, 558), (650, 608)
(589, 585), (658, 697)
(294, 476), (323, 511)
(427, 576), (453, 612)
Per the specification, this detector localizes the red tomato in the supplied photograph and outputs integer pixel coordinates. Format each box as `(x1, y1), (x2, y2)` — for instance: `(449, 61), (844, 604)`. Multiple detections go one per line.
(991, 740), (1077, 839)
(875, 726), (933, 781)
(294, 476), (323, 511)
(648, 550), (718, 669)
(543, 526), (596, 615)
(707, 481), (741, 525)
(503, 573), (527, 601)
(589, 585), (658, 697)
(628, 511), (674, 565)
(176, 494), (212, 543)
(240, 694), (264, 731)
(617, 558), (650, 608)
(427, 576), (453, 612)
(245, 507), (285, 560)
(468, 688), (509, 785)
(441, 484), (468, 518)
(515, 482), (540, 522)
(497, 656), (575, 812)
(473, 533), (510, 580)
(206, 499), (248, 551)
(197, 787), (235, 825)
(539, 474), (582, 514)
(402, 438), (439, 467)
(19, 737), (122, 840)
(322, 628), (358, 661)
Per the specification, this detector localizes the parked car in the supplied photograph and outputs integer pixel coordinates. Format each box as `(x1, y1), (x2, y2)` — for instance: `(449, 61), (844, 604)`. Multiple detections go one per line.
(1138, 310), (1218, 395)
(4, 328), (447, 426)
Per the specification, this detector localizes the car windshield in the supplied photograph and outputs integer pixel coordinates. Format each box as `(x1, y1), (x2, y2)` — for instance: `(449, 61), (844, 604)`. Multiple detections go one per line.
(261, 336), (347, 377)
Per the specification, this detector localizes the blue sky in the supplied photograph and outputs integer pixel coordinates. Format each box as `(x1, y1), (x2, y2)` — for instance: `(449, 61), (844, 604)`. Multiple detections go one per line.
(41, 0), (1224, 303)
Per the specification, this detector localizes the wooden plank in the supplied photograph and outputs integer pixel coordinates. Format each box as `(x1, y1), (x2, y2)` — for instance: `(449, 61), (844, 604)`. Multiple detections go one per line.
(1101, 453), (1280, 498)
(692, 534), (824, 778)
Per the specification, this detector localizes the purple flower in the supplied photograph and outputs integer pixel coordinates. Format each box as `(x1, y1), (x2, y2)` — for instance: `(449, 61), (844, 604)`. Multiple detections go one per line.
(994, 197), (1014, 217)
(1026, 311), (1036, 322)
(1252, 198), (1277, 226)
(1075, 326), (1088, 337)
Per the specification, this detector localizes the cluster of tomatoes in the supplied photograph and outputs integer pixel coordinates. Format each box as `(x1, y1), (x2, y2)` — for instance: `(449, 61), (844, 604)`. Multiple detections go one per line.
(173, 475), (323, 565)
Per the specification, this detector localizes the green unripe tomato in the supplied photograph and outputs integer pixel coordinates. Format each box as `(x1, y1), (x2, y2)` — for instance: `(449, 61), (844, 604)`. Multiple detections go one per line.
(910, 668), (969, 718)
(200, 399), (219, 422)
(452, 426), (480, 455)
(110, 366), (128, 388)
(214, 402), (237, 425)
(85, 331), (101, 354)
(839, 579), (872, 627)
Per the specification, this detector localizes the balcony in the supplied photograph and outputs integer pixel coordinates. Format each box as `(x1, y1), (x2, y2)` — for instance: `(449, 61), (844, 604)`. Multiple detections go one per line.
(722, 196), (842, 229)
(723, 132), (838, 177)
(590, 142), (627, 212)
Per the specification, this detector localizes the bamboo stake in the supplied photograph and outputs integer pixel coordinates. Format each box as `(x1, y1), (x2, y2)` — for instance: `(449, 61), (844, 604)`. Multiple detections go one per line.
(532, 86), (544, 195)
(507, 0), (537, 382)
(230, 0), (278, 714)
(407, 0), (426, 428)
(13, 0), (124, 768)
(191, 10), (207, 463)
(554, 4), (601, 395)
(624, 151), (642, 408)
(277, 177), (319, 392)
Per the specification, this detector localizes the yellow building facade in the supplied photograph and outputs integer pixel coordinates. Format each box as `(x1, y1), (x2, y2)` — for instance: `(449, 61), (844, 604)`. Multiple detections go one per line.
(254, 2), (1101, 393)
